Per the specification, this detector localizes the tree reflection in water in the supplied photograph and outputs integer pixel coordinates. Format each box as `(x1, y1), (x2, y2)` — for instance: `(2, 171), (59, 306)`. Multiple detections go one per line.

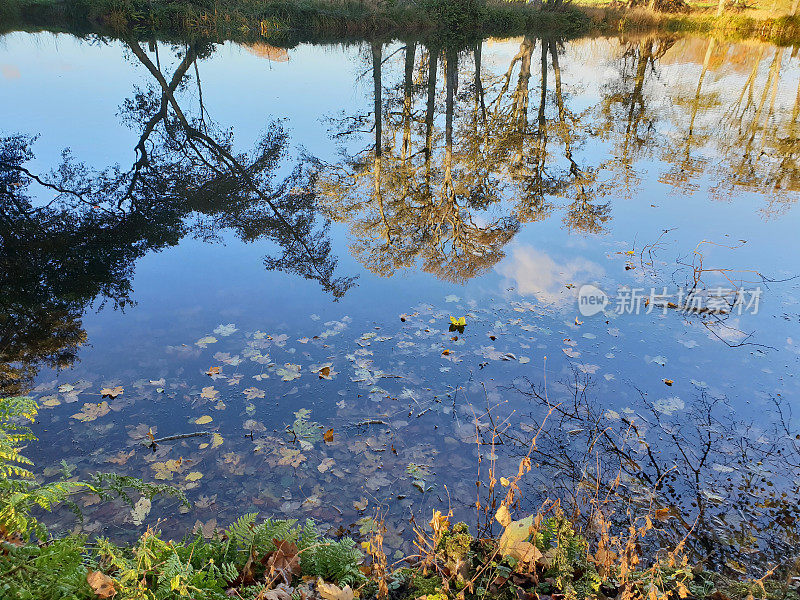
(0, 40), (355, 395)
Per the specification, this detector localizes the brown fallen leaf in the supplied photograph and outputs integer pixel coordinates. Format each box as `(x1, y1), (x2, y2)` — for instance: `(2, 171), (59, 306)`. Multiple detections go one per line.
(263, 539), (301, 584)
(206, 366), (221, 376)
(317, 578), (355, 600)
(323, 428), (334, 443)
(87, 570), (117, 598)
(319, 366), (331, 378)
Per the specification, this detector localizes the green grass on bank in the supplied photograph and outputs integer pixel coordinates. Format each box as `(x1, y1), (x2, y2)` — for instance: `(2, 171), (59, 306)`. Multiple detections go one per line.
(2, 0), (800, 45)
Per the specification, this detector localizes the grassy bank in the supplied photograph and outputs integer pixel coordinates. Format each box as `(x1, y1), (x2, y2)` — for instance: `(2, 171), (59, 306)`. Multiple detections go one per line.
(3, 0), (800, 45)
(3, 512), (796, 600)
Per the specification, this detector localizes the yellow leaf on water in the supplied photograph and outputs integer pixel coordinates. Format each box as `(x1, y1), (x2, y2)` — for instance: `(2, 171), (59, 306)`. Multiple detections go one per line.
(211, 433), (223, 449)
(42, 397), (61, 407)
(194, 415), (213, 425)
(185, 471), (203, 482)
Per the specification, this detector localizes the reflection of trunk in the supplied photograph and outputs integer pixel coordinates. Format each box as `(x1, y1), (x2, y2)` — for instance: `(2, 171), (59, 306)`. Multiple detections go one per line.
(689, 38), (715, 139)
(511, 37), (534, 169)
(550, 39), (577, 177)
(402, 43), (416, 162)
(532, 39), (548, 192)
(444, 48), (457, 201)
(716, 0), (725, 17)
(371, 42), (390, 243)
(474, 41), (486, 125)
(793, 0), (799, 16)
(425, 46), (439, 189)
(623, 41), (651, 162)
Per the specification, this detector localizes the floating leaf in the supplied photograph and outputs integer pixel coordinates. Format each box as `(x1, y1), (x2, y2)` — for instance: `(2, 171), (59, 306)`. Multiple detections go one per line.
(243, 387), (265, 400)
(196, 336), (218, 348)
(213, 323), (238, 337)
(100, 386), (123, 399)
(194, 415), (213, 425)
(201, 386), (219, 400)
(323, 428), (334, 443)
(130, 497), (151, 526)
(317, 457), (335, 473)
(276, 363), (301, 382)
(71, 402), (111, 423)
(185, 471), (203, 482)
(211, 433), (224, 449)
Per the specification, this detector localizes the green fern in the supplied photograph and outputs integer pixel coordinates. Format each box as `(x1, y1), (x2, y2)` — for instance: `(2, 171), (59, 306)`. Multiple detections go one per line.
(301, 537), (364, 587)
(0, 396), (187, 540)
(225, 512), (260, 550)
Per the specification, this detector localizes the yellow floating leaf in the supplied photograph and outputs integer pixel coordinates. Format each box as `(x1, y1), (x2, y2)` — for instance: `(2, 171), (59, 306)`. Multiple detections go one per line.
(194, 415), (213, 425)
(211, 433), (224, 449)
(42, 397), (61, 407)
(185, 471), (203, 482)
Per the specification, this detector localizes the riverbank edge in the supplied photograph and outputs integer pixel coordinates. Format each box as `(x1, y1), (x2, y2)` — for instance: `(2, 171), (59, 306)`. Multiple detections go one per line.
(2, 0), (800, 46)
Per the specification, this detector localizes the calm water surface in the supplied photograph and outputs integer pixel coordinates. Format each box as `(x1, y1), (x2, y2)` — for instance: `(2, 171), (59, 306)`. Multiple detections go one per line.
(2, 31), (800, 569)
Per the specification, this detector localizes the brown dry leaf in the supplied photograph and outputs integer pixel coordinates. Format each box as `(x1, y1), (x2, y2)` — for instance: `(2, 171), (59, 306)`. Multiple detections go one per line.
(87, 570), (117, 598)
(100, 386), (123, 399)
(429, 509), (450, 535)
(495, 505), (512, 527)
(206, 366), (221, 376)
(277, 447), (305, 467)
(317, 578), (355, 600)
(193, 518), (218, 538)
(106, 450), (135, 466)
(264, 539), (301, 584)
(323, 428), (334, 443)
(319, 366), (331, 378)
(258, 584), (293, 600)
(653, 507), (673, 521)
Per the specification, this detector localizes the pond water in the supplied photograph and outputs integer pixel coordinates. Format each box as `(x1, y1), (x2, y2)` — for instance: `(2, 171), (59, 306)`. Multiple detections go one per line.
(2, 31), (800, 570)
